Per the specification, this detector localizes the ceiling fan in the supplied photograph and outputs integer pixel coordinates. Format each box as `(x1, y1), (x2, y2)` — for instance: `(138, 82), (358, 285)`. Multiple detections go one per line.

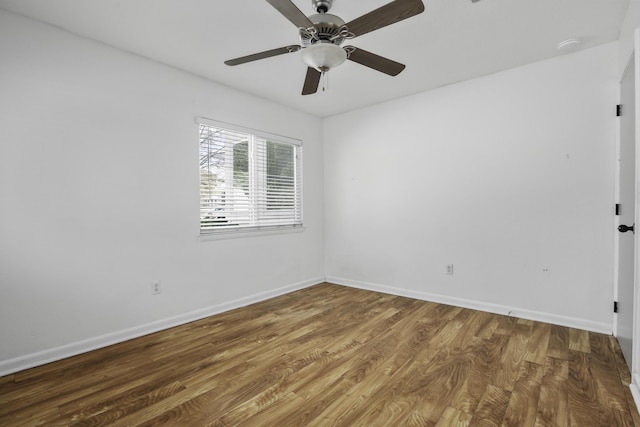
(224, 0), (425, 95)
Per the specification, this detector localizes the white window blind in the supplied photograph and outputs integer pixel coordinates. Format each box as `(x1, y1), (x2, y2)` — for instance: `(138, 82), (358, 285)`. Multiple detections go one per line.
(198, 119), (303, 234)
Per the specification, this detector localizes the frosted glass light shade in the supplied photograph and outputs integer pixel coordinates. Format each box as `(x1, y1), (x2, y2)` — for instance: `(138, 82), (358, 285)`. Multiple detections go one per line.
(300, 42), (347, 72)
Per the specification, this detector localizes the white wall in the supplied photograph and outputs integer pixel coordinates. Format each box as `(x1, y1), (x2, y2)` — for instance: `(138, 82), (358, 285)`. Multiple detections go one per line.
(324, 42), (619, 332)
(0, 10), (324, 373)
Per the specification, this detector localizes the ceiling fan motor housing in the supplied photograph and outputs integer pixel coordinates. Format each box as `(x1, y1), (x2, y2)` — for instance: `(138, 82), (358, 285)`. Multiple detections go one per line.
(299, 13), (346, 47)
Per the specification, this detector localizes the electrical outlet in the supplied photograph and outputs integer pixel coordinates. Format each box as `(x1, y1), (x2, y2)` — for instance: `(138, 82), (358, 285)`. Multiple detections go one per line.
(446, 264), (454, 275)
(151, 280), (161, 295)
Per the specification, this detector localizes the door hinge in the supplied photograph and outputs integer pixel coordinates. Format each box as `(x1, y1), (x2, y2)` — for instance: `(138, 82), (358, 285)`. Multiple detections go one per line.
(617, 104), (622, 117)
(616, 204), (621, 216)
(614, 301), (618, 313)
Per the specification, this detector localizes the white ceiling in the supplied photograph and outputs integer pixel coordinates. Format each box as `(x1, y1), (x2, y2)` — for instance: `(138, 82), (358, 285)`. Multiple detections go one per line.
(0, 0), (630, 117)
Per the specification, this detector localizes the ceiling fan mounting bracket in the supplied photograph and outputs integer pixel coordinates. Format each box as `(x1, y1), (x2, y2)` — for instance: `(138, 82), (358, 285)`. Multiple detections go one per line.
(312, 0), (332, 13)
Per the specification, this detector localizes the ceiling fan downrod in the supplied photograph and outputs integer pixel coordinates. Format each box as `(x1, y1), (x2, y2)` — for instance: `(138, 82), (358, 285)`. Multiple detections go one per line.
(312, 0), (332, 13)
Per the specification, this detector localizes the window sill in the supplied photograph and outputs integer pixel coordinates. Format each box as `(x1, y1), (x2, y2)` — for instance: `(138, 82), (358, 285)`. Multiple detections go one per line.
(199, 225), (305, 241)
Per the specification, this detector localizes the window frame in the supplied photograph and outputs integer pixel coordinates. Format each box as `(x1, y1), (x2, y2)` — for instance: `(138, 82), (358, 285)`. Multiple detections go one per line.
(197, 117), (303, 239)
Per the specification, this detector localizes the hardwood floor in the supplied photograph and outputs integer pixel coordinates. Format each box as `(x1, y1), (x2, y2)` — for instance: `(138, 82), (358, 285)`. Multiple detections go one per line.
(1, 283), (638, 426)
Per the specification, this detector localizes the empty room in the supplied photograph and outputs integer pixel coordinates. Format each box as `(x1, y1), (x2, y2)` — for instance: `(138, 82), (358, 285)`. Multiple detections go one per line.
(1, 0), (640, 425)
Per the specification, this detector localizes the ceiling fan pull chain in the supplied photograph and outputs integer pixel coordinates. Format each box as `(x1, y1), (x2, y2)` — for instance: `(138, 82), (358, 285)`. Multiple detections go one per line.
(322, 70), (328, 92)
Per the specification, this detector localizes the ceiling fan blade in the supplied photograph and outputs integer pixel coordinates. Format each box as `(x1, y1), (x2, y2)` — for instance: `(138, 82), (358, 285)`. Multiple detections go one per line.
(346, 47), (405, 76)
(302, 67), (321, 95)
(225, 45), (301, 66)
(266, 0), (314, 29)
(345, 0), (425, 38)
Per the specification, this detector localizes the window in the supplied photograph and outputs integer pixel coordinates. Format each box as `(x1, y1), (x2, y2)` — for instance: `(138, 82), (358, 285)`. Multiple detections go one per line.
(198, 119), (303, 234)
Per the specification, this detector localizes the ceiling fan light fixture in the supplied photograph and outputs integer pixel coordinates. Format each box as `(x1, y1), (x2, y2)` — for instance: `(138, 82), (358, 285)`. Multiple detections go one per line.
(300, 41), (347, 72)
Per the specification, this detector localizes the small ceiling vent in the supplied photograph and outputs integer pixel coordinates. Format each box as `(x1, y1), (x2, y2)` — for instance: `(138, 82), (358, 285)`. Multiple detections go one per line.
(557, 38), (581, 51)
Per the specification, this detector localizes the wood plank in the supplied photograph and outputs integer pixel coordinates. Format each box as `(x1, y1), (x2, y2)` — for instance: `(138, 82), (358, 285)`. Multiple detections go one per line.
(450, 334), (509, 414)
(589, 332), (629, 412)
(534, 356), (569, 427)
(474, 312), (501, 340)
(600, 407), (636, 427)
(547, 324), (570, 360)
(567, 349), (599, 427)
(469, 384), (511, 426)
(524, 322), (551, 365)
(624, 386), (640, 427)
(310, 305), (468, 425)
(609, 334), (632, 385)
(435, 406), (473, 427)
(491, 321), (532, 391)
(502, 361), (544, 426)
(494, 315), (517, 336)
(568, 328), (591, 353)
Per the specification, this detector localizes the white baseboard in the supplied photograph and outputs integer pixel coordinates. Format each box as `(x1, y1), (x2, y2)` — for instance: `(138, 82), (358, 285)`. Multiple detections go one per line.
(0, 277), (324, 377)
(326, 276), (612, 335)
